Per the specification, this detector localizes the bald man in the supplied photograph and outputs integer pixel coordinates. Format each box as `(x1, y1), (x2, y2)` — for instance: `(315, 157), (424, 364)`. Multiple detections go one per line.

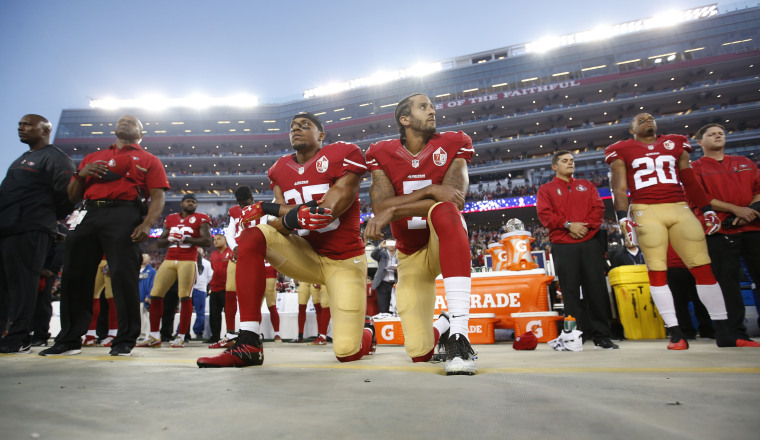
(0, 115), (76, 354)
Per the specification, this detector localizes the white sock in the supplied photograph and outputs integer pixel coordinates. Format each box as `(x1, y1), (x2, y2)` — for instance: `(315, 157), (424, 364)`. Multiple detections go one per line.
(695, 283), (728, 320)
(225, 332), (237, 339)
(444, 277), (471, 336)
(433, 314), (450, 339)
(107, 329), (117, 337)
(86, 330), (96, 337)
(273, 331), (280, 337)
(149, 331), (160, 339)
(177, 333), (185, 340)
(240, 321), (261, 334)
(650, 285), (679, 327)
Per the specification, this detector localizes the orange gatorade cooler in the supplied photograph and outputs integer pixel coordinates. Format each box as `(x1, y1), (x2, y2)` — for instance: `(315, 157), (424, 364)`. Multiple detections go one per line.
(499, 231), (538, 271)
(467, 313), (501, 344)
(374, 317), (405, 345)
(486, 242), (508, 271)
(511, 311), (562, 342)
(608, 265), (666, 340)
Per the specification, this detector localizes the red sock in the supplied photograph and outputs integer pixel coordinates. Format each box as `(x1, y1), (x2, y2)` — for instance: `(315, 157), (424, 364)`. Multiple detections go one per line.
(318, 307), (331, 336)
(412, 328), (439, 363)
(225, 291), (238, 331)
(235, 227), (267, 323)
(106, 297), (118, 332)
(689, 264), (717, 284)
(178, 297), (193, 335)
(647, 270), (668, 287)
(268, 305), (280, 332)
(311, 303), (321, 332)
(298, 304), (307, 333)
(337, 328), (372, 363)
(88, 298), (101, 331)
(430, 202), (471, 277)
(149, 297), (163, 332)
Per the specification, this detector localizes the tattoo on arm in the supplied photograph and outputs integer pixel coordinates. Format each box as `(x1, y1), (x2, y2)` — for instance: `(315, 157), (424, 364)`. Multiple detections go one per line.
(369, 170), (396, 210)
(442, 158), (469, 193)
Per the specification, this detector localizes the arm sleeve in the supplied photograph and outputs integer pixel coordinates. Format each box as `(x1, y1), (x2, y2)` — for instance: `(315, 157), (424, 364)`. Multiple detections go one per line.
(225, 217), (238, 249)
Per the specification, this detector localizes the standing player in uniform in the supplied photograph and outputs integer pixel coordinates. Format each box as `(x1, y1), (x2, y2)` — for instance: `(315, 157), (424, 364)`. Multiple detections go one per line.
(606, 113), (756, 349)
(197, 112), (374, 368)
(137, 194), (211, 348)
(364, 93), (477, 375)
(690, 123), (760, 345)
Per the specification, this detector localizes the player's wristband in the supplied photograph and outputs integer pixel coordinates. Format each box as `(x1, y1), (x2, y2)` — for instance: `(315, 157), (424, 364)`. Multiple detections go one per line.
(73, 172), (84, 181)
(616, 210), (628, 221)
(281, 200), (320, 231)
(701, 205), (713, 214)
(260, 202), (280, 217)
(751, 202), (760, 213)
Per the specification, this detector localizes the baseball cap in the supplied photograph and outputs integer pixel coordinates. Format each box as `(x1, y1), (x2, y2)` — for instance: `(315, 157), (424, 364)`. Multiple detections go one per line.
(513, 331), (538, 350)
(182, 193), (197, 201)
(292, 112), (324, 132)
(95, 156), (133, 182)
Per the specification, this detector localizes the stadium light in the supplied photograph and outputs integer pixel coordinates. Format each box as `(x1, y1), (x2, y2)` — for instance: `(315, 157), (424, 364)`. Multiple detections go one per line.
(89, 94), (259, 110)
(303, 62), (443, 99)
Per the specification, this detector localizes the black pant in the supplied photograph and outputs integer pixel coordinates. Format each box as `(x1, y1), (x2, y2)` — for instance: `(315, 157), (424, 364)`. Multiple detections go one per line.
(57, 205), (142, 349)
(0, 231), (51, 344)
(32, 273), (56, 340)
(551, 238), (612, 340)
(208, 289), (226, 340)
(667, 267), (713, 338)
(706, 231), (760, 339)
(161, 285), (179, 341)
(376, 281), (393, 314)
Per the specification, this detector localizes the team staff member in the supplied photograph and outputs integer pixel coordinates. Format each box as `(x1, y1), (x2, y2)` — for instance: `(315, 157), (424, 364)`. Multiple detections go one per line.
(691, 123), (760, 345)
(371, 240), (398, 315)
(537, 151), (617, 349)
(207, 234), (233, 345)
(0, 114), (76, 354)
(364, 93), (477, 375)
(40, 114), (169, 357)
(606, 113), (755, 349)
(137, 194), (211, 348)
(197, 111), (374, 368)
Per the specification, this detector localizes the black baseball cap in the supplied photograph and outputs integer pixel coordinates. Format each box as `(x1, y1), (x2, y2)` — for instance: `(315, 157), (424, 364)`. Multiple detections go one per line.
(182, 193), (197, 201)
(292, 112), (324, 132)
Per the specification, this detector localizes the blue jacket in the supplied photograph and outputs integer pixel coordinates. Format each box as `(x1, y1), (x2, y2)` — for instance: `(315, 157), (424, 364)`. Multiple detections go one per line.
(139, 264), (156, 305)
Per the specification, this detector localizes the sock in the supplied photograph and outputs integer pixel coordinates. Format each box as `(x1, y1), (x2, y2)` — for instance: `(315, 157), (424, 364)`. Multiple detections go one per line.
(225, 290), (238, 332)
(649, 285), (679, 328)
(149, 297), (163, 333)
(319, 307), (331, 336)
(268, 305), (280, 332)
(88, 299), (101, 331)
(178, 297), (193, 336)
(298, 304), (308, 333)
(433, 314), (450, 338)
(695, 284), (728, 320)
(86, 329), (96, 337)
(444, 277), (471, 337)
(235, 227), (266, 323)
(106, 297), (118, 336)
(240, 321), (261, 334)
(413, 328), (440, 363)
(337, 327), (373, 363)
(669, 325), (685, 342)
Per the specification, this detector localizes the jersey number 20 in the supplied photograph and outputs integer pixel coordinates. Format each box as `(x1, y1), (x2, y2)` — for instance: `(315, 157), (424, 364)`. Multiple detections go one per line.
(631, 156), (678, 190)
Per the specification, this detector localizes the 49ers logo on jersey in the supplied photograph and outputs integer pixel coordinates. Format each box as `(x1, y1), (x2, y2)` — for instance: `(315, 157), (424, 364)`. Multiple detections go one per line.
(663, 140), (675, 150)
(433, 147), (447, 166)
(316, 156), (329, 173)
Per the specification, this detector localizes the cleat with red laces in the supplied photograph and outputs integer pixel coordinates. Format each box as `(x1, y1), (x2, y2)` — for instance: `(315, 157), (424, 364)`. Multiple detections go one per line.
(309, 335), (327, 345)
(83, 335), (97, 346)
(667, 339), (689, 350)
(365, 315), (377, 355)
(736, 339), (760, 348)
(197, 331), (263, 368)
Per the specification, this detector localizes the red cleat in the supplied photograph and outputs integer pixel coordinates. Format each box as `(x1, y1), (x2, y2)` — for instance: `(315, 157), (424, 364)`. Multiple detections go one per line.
(197, 332), (263, 368)
(736, 339), (760, 348)
(309, 335), (327, 345)
(667, 339), (689, 350)
(82, 335), (97, 346)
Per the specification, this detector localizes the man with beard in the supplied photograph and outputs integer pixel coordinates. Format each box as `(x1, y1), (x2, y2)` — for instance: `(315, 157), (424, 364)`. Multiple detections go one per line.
(137, 194), (211, 348)
(40, 115), (168, 357)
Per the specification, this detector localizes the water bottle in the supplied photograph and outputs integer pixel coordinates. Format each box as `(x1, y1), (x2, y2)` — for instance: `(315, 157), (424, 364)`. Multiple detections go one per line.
(563, 315), (577, 333)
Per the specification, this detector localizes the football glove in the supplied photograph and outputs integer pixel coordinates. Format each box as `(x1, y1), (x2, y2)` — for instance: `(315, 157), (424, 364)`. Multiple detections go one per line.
(168, 231), (184, 243)
(240, 202), (265, 228)
(618, 217), (640, 247)
(703, 210), (721, 235)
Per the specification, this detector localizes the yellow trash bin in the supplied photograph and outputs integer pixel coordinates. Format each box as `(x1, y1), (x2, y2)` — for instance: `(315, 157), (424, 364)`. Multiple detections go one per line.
(608, 265), (666, 340)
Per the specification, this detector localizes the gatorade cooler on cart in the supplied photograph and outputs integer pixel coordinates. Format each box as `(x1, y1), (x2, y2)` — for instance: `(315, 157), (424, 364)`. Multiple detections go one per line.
(499, 219), (538, 271)
(608, 265), (666, 339)
(511, 311), (562, 342)
(374, 317), (405, 345)
(486, 242), (507, 271)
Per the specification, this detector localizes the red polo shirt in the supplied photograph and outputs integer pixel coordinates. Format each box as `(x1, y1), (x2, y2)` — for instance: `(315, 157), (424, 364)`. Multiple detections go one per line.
(77, 144), (169, 201)
(691, 155), (760, 234)
(537, 176), (605, 244)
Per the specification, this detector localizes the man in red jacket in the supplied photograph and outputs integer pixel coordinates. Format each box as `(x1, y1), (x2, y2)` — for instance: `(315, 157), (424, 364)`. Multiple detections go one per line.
(537, 150), (617, 349)
(691, 123), (760, 345)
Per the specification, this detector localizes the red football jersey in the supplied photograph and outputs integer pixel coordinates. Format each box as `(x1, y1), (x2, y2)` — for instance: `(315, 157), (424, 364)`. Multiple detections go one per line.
(267, 142), (367, 260)
(164, 212), (211, 261)
(365, 131), (474, 255)
(605, 134), (692, 204)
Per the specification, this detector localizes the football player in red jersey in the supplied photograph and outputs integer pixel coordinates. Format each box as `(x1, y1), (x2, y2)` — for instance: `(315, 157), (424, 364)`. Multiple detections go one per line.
(606, 113), (756, 349)
(137, 194), (211, 348)
(690, 123), (760, 346)
(364, 93), (477, 375)
(197, 112), (374, 368)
